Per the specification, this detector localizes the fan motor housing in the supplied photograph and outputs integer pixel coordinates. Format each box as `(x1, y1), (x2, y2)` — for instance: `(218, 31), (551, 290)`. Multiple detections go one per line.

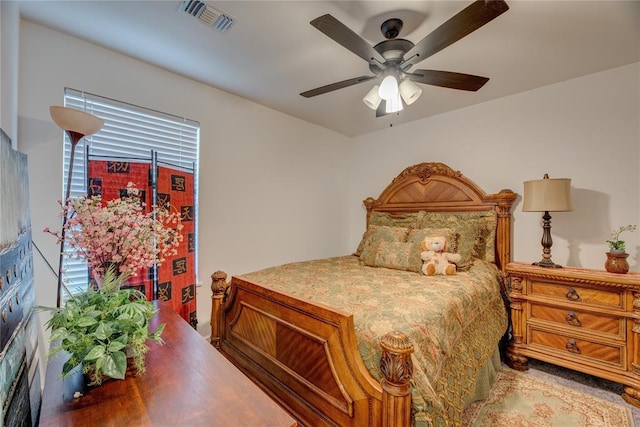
(372, 39), (414, 68)
(380, 18), (403, 39)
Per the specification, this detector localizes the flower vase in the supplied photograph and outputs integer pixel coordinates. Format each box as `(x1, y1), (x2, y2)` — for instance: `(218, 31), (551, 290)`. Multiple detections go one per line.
(92, 264), (128, 289)
(91, 270), (104, 290)
(91, 270), (115, 289)
(604, 252), (629, 274)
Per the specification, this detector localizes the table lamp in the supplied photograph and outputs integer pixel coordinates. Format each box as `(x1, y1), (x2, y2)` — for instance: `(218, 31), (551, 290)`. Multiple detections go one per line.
(523, 174), (572, 268)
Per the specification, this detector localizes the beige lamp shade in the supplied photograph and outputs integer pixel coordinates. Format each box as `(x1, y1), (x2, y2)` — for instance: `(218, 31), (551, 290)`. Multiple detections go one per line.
(523, 175), (573, 212)
(49, 106), (104, 136)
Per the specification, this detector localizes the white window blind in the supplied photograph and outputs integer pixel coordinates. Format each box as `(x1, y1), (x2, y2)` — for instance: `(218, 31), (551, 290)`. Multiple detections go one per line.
(60, 88), (200, 297)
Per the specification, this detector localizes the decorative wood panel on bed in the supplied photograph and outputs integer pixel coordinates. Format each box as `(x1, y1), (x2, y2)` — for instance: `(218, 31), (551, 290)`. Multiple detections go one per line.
(210, 162), (516, 427)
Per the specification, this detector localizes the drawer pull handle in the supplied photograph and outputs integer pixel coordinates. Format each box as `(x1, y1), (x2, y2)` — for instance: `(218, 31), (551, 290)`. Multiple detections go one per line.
(566, 339), (581, 354)
(565, 288), (581, 301)
(565, 312), (581, 326)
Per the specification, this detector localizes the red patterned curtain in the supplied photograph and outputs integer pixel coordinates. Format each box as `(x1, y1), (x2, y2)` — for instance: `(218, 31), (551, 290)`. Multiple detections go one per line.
(156, 165), (197, 326)
(87, 158), (197, 327)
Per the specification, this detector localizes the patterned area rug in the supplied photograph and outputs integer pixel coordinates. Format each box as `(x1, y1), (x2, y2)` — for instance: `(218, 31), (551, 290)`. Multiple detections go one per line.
(462, 368), (634, 427)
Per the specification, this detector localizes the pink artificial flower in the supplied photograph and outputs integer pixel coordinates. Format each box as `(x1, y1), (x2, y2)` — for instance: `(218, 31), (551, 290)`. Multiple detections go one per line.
(45, 184), (183, 281)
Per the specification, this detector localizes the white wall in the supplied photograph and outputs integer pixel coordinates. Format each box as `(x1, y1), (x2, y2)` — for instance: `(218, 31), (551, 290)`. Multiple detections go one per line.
(348, 62), (640, 272)
(16, 18), (640, 361)
(0, 0), (20, 147)
(17, 20), (353, 345)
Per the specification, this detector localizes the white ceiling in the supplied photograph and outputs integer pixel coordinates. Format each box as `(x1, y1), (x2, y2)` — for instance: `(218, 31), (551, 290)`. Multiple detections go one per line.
(17, 0), (640, 137)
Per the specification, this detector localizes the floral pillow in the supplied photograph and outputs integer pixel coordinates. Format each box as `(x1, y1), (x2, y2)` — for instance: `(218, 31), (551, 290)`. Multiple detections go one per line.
(368, 211), (424, 228)
(360, 228), (459, 273)
(472, 224), (494, 261)
(416, 211), (498, 270)
(407, 226), (470, 271)
(359, 240), (423, 273)
(355, 225), (410, 257)
(406, 227), (458, 250)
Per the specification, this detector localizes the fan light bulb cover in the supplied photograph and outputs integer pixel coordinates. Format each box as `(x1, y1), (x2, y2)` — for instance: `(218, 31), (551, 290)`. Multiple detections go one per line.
(386, 92), (403, 114)
(399, 79), (422, 105)
(378, 75), (399, 101)
(363, 85), (382, 110)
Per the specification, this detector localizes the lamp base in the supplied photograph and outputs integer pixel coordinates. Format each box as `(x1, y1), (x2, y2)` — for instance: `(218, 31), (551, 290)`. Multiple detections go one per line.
(531, 210), (564, 269)
(532, 259), (563, 268)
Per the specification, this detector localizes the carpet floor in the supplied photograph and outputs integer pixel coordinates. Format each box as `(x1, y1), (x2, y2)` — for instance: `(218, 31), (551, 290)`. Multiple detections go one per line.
(462, 360), (637, 426)
(523, 359), (639, 425)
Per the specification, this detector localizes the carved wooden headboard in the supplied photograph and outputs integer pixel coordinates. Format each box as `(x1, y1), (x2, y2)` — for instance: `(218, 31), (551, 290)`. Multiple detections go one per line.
(363, 162), (517, 272)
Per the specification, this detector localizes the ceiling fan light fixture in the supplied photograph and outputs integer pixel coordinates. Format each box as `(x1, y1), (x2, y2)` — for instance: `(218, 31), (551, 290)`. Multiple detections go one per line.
(399, 79), (422, 105)
(363, 85), (382, 110)
(386, 92), (403, 114)
(302, 2), (510, 118)
(378, 75), (399, 101)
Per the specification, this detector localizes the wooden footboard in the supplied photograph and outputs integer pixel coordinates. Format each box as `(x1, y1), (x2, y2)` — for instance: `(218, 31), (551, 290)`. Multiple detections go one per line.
(210, 271), (414, 427)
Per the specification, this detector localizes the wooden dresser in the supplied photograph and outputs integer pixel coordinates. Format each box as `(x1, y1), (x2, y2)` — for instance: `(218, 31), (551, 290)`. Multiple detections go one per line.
(39, 301), (297, 426)
(505, 262), (640, 408)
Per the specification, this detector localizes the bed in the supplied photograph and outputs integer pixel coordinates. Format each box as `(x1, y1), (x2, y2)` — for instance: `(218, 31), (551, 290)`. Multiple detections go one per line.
(210, 162), (516, 427)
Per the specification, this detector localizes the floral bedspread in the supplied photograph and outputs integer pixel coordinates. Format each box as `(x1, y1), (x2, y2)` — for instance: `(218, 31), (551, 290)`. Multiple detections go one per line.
(240, 256), (507, 427)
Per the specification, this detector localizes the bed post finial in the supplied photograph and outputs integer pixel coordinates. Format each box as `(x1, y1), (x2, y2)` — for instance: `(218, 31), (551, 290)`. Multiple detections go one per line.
(380, 331), (413, 427)
(363, 197), (376, 227)
(210, 271), (228, 348)
(493, 189), (517, 272)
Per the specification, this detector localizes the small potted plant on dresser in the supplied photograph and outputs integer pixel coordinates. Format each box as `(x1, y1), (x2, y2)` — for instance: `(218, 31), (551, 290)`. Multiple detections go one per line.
(605, 224), (636, 274)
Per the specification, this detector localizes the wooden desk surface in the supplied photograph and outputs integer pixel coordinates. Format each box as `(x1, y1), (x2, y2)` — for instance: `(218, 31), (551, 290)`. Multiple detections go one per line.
(39, 301), (297, 427)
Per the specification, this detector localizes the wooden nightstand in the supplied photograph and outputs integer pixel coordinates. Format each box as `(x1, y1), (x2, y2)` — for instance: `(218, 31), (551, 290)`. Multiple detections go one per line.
(505, 262), (640, 408)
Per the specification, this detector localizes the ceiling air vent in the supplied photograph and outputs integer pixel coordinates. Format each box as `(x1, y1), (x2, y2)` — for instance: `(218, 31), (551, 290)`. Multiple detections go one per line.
(179, 0), (235, 33)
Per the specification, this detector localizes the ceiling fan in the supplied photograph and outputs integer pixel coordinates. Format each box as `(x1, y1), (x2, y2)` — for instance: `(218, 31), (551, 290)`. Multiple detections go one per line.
(300, 0), (509, 116)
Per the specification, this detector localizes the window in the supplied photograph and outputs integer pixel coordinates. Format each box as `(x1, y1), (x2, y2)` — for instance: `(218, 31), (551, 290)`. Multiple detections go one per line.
(60, 88), (200, 298)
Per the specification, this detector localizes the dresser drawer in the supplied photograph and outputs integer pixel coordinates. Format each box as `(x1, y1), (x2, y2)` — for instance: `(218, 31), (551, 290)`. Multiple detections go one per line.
(528, 280), (623, 309)
(528, 326), (625, 369)
(529, 303), (624, 339)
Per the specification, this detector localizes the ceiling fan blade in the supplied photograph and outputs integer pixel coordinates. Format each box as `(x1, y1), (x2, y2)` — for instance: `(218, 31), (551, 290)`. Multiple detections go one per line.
(410, 70), (489, 91)
(310, 14), (386, 65)
(300, 75), (376, 98)
(403, 0), (509, 68)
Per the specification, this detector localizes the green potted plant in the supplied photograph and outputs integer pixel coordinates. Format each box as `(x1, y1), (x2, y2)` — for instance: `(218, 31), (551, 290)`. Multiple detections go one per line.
(606, 224), (637, 253)
(40, 267), (165, 385)
(604, 224), (636, 274)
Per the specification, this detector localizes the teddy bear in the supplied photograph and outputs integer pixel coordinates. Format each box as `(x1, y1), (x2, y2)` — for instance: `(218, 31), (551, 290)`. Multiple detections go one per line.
(420, 236), (462, 276)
